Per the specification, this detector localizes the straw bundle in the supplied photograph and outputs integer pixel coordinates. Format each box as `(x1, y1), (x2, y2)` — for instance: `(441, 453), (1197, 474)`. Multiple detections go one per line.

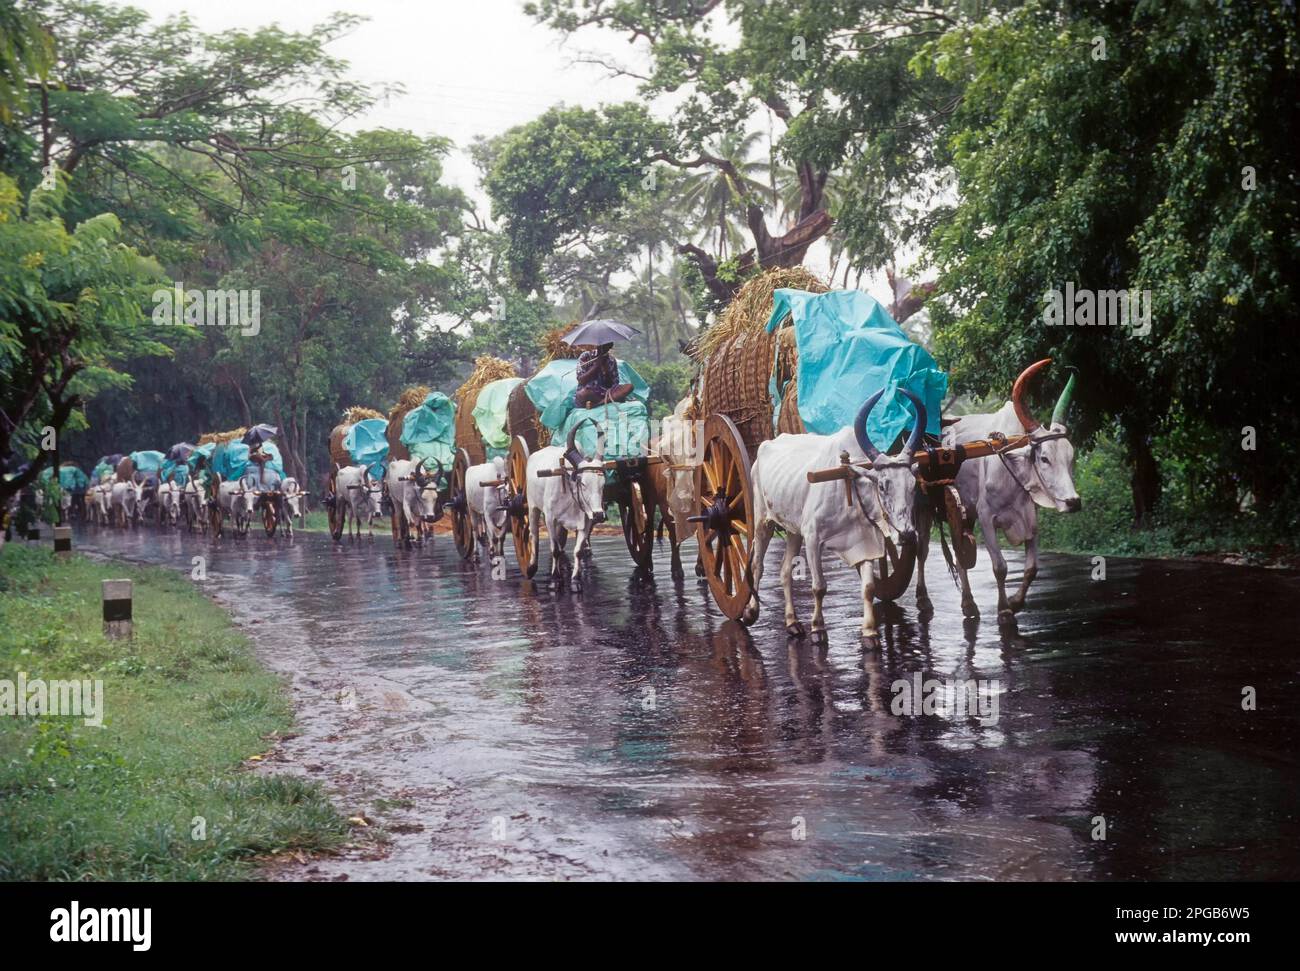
(454, 356), (516, 464)
(507, 381), (542, 451)
(385, 385), (431, 462)
(697, 266), (828, 361)
(197, 427), (246, 446)
(696, 267), (827, 454)
(343, 405), (384, 424)
(538, 322), (589, 367)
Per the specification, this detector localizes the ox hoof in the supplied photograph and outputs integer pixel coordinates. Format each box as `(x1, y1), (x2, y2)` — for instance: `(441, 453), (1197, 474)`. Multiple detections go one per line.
(526, 562), (538, 579)
(694, 559), (706, 579)
(1008, 595), (1026, 614)
(671, 562), (685, 582)
(740, 602), (759, 626)
(861, 630), (881, 648)
(785, 621), (806, 638)
(961, 600), (980, 620)
(572, 578), (583, 594)
(997, 608), (1016, 627)
(810, 628), (828, 646)
(915, 592), (933, 614)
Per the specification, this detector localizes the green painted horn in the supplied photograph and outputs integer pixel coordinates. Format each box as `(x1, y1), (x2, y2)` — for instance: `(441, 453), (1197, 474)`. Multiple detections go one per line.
(1051, 372), (1076, 427)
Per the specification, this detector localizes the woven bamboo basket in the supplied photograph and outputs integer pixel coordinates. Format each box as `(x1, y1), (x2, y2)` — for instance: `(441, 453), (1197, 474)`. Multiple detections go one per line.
(453, 356), (516, 465)
(506, 381), (543, 451)
(696, 267), (826, 453)
(384, 387), (429, 463)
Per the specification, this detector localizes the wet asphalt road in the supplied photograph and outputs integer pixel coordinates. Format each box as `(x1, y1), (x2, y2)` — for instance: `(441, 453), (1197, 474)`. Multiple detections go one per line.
(74, 524), (1300, 881)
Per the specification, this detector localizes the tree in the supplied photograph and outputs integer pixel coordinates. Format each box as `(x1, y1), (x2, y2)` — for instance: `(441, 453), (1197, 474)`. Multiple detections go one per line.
(0, 173), (169, 510)
(920, 0), (1299, 524)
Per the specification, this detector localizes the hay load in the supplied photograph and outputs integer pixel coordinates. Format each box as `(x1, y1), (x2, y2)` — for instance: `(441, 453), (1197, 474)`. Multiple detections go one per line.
(453, 356), (517, 464)
(538, 322), (588, 367)
(385, 386), (430, 462)
(328, 407), (383, 470)
(696, 266), (829, 453)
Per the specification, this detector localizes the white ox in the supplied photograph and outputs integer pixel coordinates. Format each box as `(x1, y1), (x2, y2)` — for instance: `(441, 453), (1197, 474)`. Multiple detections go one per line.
(109, 479), (143, 528)
(181, 476), (207, 533)
(385, 458), (442, 547)
(748, 388), (926, 641)
(525, 421), (607, 590)
(281, 477), (306, 531)
(88, 479), (112, 525)
(156, 480), (180, 527)
(216, 475), (256, 536)
(336, 465), (383, 539)
(465, 455), (509, 560)
(915, 359), (1081, 623)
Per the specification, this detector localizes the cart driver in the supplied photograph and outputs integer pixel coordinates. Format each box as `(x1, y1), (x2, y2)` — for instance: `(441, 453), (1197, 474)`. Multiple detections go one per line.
(575, 342), (634, 409)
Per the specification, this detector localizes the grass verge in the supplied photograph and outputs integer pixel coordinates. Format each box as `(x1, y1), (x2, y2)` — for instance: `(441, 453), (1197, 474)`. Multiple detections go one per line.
(0, 543), (347, 880)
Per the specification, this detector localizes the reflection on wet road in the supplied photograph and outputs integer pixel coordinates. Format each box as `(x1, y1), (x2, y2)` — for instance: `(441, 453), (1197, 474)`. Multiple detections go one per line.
(76, 526), (1300, 881)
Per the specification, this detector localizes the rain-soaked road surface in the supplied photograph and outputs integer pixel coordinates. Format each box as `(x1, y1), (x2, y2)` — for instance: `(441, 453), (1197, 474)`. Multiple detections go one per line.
(75, 525), (1299, 881)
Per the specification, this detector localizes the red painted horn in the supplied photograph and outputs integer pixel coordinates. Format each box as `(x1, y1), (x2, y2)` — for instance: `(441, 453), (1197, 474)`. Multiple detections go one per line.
(1011, 358), (1052, 433)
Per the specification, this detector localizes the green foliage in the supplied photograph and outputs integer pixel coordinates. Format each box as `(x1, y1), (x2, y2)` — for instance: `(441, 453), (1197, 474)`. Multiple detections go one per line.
(481, 103), (669, 294)
(0, 546), (347, 879)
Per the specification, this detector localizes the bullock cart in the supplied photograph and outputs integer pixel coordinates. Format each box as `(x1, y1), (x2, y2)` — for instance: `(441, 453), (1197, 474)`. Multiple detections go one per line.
(678, 269), (1041, 623)
(325, 407), (386, 541)
(483, 326), (680, 580)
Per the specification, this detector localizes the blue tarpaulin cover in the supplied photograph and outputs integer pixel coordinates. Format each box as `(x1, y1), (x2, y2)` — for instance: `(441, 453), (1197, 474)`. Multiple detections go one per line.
(39, 465), (89, 491)
(401, 392), (456, 469)
(343, 418), (389, 477)
(208, 441), (285, 483)
(554, 400), (651, 461)
(525, 359), (650, 434)
(765, 288), (946, 447)
(472, 378), (524, 452)
(161, 459), (190, 484)
(129, 450), (166, 473)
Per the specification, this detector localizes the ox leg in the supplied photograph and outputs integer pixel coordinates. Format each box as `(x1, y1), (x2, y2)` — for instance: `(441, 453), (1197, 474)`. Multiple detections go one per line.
(527, 508), (542, 579)
(571, 526), (589, 592)
(914, 500), (933, 614)
(806, 535), (829, 645)
(552, 525), (569, 581)
(977, 508), (1010, 623)
(780, 532), (806, 637)
(858, 559), (880, 641)
(1008, 534), (1039, 614)
(744, 516), (775, 627)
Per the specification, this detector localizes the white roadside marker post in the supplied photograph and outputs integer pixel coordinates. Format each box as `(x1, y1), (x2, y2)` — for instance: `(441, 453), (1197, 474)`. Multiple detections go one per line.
(102, 578), (133, 641)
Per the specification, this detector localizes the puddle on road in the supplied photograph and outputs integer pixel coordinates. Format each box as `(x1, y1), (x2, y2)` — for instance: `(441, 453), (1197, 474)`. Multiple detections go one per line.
(76, 526), (1300, 881)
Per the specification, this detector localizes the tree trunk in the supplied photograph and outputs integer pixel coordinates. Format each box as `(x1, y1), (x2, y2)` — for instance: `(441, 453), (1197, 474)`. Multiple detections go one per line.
(1123, 416), (1162, 528)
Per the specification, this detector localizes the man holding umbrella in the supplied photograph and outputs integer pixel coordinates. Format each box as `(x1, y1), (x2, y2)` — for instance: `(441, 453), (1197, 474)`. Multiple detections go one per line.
(566, 319), (639, 409)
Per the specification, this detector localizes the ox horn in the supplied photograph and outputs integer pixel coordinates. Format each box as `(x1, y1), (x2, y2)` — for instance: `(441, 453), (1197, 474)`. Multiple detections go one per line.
(1051, 371), (1077, 428)
(566, 419), (592, 467)
(1011, 358), (1053, 433)
(898, 388), (928, 453)
(853, 389), (887, 461)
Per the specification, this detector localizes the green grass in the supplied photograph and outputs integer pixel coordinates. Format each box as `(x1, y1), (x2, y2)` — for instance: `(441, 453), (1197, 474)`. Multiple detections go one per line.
(0, 544), (347, 880)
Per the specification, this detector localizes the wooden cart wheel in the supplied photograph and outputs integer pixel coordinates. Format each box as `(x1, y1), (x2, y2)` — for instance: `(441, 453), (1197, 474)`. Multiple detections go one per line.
(450, 448), (475, 560)
(617, 476), (654, 571)
(507, 436), (534, 577)
(871, 535), (917, 602)
(328, 475), (344, 541)
(945, 484), (978, 570)
(262, 497), (277, 537)
(691, 415), (756, 623)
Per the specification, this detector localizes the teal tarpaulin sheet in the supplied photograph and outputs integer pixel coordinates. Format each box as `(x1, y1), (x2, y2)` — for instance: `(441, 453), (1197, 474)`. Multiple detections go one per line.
(401, 392), (456, 469)
(39, 466), (89, 491)
(207, 441), (285, 482)
(161, 459), (190, 485)
(765, 288), (946, 447)
(91, 462), (114, 482)
(343, 418), (389, 477)
(129, 450), (165, 473)
(555, 400), (651, 461)
(472, 377), (524, 450)
(525, 359), (650, 433)
(186, 443), (215, 476)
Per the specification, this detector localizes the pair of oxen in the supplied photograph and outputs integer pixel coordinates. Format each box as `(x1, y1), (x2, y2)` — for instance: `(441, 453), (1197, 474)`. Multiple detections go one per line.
(746, 358), (1080, 640)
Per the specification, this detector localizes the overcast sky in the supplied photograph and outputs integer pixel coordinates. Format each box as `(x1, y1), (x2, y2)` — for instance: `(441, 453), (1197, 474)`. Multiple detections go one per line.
(126, 0), (892, 302)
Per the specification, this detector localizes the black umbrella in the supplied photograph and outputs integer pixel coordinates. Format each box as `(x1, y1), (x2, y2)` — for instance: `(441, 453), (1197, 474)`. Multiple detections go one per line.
(242, 424), (279, 447)
(561, 318), (640, 347)
(166, 442), (195, 461)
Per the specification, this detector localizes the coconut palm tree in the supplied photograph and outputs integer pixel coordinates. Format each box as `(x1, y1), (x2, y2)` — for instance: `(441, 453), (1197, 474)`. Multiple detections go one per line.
(676, 130), (772, 262)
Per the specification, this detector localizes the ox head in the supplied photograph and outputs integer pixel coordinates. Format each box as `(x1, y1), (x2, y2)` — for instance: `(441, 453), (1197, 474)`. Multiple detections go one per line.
(1010, 359), (1081, 513)
(563, 419), (608, 526)
(412, 458), (445, 522)
(850, 387), (926, 546)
